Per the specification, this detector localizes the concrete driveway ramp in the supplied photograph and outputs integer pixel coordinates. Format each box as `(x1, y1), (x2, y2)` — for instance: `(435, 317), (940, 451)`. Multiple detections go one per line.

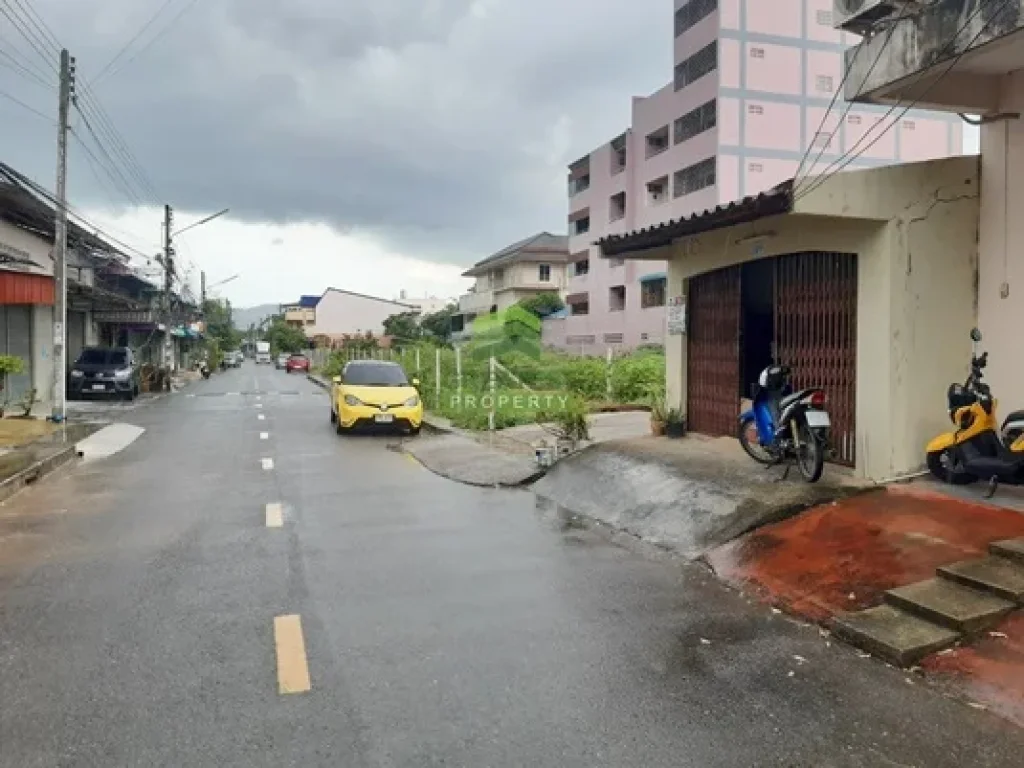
(532, 439), (867, 560)
(75, 423), (145, 462)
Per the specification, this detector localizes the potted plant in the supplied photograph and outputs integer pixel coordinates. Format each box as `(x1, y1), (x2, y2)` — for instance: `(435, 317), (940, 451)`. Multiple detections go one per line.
(665, 407), (686, 438)
(647, 387), (667, 436)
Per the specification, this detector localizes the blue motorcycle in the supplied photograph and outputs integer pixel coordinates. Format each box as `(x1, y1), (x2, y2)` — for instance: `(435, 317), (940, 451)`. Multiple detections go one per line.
(738, 364), (831, 482)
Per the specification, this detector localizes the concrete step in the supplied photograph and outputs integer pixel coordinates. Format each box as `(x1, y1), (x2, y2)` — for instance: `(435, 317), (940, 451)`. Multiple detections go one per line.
(938, 555), (1024, 604)
(832, 605), (960, 667)
(990, 537), (1024, 565)
(885, 577), (1015, 634)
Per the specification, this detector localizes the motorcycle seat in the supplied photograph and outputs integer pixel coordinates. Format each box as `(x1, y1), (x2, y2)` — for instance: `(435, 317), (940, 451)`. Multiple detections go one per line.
(1003, 410), (1024, 429)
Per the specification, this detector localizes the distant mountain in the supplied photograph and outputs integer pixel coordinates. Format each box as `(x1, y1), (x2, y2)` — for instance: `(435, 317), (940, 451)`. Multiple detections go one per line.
(232, 304), (280, 330)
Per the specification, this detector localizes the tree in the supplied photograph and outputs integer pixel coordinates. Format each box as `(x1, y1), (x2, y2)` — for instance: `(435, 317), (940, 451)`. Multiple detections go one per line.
(203, 298), (242, 351)
(517, 292), (565, 318)
(265, 318), (308, 354)
(383, 311), (422, 343)
(420, 304), (458, 344)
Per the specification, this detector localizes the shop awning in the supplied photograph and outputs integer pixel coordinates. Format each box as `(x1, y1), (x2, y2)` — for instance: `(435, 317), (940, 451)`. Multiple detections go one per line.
(639, 272), (666, 283)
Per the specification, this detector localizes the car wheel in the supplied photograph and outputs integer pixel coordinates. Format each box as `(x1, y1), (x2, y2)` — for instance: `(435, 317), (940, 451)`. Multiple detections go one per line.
(409, 426), (421, 436)
(335, 418), (347, 435)
(330, 408), (337, 424)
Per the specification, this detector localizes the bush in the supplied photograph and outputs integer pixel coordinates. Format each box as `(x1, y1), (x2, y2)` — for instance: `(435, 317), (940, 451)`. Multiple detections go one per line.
(610, 352), (664, 402)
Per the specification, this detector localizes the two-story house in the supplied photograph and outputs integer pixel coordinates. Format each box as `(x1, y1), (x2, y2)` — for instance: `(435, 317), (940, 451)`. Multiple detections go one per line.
(281, 295), (320, 329)
(452, 233), (569, 338)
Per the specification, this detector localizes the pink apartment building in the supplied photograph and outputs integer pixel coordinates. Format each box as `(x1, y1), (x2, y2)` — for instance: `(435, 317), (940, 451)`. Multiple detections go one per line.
(549, 0), (963, 353)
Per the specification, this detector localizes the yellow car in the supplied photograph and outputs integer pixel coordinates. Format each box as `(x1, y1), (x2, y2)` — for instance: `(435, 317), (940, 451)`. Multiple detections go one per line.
(329, 360), (423, 434)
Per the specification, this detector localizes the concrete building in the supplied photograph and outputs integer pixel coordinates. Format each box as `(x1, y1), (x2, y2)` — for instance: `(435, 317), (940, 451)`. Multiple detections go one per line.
(307, 288), (415, 340)
(837, 0), (1024, 414)
(600, 156), (980, 482)
(282, 295), (319, 329)
(556, 0), (963, 355)
(395, 291), (457, 317)
(453, 233), (569, 338)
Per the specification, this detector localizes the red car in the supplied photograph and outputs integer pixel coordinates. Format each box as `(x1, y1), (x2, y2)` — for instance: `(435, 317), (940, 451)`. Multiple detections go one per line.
(285, 354), (310, 373)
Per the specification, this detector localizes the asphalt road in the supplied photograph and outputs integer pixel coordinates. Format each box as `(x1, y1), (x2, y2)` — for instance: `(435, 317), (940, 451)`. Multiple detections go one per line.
(0, 362), (1022, 767)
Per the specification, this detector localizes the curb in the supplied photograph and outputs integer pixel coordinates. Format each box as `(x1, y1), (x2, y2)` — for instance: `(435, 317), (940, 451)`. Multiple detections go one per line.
(0, 444), (78, 505)
(307, 373), (329, 390)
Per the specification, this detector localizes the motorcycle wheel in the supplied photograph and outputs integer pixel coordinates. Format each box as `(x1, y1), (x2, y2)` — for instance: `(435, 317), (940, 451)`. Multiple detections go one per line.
(795, 420), (824, 483)
(738, 415), (776, 464)
(926, 448), (977, 485)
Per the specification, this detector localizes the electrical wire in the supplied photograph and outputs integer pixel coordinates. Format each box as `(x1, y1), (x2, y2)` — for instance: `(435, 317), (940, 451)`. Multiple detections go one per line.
(796, 0), (1012, 201)
(793, 10), (911, 187)
(0, 85), (52, 122)
(71, 124), (143, 206)
(90, 0), (180, 84)
(0, 1), (57, 73)
(0, 46), (55, 89)
(94, 0), (201, 86)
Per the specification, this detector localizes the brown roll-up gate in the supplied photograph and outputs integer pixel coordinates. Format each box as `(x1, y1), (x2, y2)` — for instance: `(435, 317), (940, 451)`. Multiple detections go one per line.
(686, 265), (741, 437)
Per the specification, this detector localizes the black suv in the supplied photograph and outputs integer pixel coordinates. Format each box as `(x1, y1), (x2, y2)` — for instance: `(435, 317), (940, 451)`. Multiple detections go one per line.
(68, 347), (140, 400)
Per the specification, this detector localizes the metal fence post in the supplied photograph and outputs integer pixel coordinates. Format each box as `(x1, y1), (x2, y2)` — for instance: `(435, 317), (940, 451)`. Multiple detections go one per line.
(606, 347), (613, 400)
(435, 347), (441, 410)
(415, 347), (421, 373)
(488, 355), (496, 443)
(455, 345), (462, 397)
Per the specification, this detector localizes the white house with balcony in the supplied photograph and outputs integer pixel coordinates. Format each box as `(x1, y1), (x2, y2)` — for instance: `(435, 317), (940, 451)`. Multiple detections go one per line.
(452, 232), (569, 339)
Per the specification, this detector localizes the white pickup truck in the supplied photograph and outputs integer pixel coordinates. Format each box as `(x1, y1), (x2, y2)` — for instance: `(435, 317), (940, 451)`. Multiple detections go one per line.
(255, 341), (271, 364)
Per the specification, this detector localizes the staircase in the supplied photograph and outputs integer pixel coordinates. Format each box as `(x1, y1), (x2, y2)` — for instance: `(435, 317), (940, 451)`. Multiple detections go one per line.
(833, 538), (1024, 666)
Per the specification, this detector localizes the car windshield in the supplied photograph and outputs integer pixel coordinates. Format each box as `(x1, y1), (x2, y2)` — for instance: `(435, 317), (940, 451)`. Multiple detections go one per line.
(343, 363), (408, 386)
(77, 349), (127, 366)
(289, 355), (306, 362)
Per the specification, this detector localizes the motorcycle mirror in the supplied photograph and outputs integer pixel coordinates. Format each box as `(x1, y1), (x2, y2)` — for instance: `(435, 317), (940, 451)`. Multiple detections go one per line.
(970, 327), (982, 342)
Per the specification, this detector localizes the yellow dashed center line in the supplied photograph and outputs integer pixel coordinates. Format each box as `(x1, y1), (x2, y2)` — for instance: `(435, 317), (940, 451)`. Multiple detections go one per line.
(274, 615), (311, 694)
(265, 502), (283, 528)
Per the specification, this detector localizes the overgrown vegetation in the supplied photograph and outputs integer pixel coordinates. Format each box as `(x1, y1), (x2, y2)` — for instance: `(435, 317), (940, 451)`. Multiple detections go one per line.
(322, 341), (664, 430)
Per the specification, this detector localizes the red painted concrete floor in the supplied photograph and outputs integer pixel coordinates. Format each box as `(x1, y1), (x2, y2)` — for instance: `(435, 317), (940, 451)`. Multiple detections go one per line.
(706, 484), (1024, 726)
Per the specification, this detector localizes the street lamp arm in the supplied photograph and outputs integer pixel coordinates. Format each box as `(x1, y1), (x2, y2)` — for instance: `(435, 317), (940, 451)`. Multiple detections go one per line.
(171, 208), (229, 238)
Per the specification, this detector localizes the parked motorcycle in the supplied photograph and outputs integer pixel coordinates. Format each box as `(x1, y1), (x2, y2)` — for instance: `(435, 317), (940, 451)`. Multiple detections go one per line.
(926, 328), (1024, 495)
(738, 364), (831, 483)
(200, 361), (211, 379)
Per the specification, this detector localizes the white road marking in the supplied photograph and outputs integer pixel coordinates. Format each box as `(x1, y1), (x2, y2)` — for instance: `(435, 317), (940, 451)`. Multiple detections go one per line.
(265, 502), (283, 527)
(75, 424), (145, 461)
(258, 414), (266, 420)
(255, 403), (263, 409)
(226, 391), (240, 396)
(260, 432), (269, 440)
(261, 458), (274, 470)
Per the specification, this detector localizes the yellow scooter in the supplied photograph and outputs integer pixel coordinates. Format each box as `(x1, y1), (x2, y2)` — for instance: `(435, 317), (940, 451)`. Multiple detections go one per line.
(926, 329), (1024, 494)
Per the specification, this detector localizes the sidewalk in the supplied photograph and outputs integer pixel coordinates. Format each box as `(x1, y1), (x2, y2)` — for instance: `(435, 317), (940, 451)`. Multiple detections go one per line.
(705, 483), (1024, 727)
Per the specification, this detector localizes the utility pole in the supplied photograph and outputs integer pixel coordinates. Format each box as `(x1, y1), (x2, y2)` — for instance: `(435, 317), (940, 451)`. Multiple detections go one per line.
(51, 49), (75, 423)
(200, 270), (206, 307)
(163, 204), (174, 372)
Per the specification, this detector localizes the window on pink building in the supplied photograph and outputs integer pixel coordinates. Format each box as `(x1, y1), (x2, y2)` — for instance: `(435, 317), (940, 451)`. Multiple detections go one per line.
(814, 74), (835, 94)
(646, 176), (669, 206)
(675, 0), (717, 37)
(609, 285), (626, 312)
(674, 99), (717, 145)
(609, 192), (627, 221)
(610, 134), (627, 175)
(641, 278), (667, 309)
(569, 297), (589, 316)
(674, 40), (717, 91)
(673, 157), (716, 198)
(646, 125), (670, 158)
(571, 254), (590, 276)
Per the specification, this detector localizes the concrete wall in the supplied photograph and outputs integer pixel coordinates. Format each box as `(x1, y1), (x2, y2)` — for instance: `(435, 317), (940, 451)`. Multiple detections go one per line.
(659, 158), (980, 480)
(978, 72), (1024, 414)
(31, 304), (53, 410)
(310, 290), (414, 337)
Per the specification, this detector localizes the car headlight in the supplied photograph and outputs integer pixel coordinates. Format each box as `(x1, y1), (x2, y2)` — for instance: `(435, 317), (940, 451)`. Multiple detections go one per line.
(113, 368), (132, 380)
(343, 394), (362, 406)
(404, 395), (420, 407)
(70, 369), (84, 378)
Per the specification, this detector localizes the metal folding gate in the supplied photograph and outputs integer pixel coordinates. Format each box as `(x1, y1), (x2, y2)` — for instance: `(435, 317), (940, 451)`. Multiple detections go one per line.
(685, 254), (858, 465)
(774, 252), (857, 465)
(686, 265), (741, 437)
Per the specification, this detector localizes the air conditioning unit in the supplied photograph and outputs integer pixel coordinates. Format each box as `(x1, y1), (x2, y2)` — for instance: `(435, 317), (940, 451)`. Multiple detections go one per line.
(832, 0), (919, 36)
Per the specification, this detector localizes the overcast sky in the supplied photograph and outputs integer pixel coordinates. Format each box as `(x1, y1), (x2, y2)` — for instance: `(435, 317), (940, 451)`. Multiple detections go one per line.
(1, 0), (671, 306)
(2, 1), (977, 307)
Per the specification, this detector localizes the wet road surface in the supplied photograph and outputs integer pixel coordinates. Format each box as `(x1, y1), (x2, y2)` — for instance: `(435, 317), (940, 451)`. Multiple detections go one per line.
(0, 363), (1022, 767)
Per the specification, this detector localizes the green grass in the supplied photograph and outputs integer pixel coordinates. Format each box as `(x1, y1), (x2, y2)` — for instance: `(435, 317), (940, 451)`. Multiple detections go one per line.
(320, 342), (664, 430)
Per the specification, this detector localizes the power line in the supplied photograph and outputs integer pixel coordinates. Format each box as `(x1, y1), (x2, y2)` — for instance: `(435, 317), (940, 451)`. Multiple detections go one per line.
(71, 122), (143, 206)
(94, 0), (201, 85)
(794, 13), (907, 187)
(0, 45), (55, 89)
(0, 85), (53, 122)
(91, 0), (180, 84)
(796, 0), (1010, 201)
(0, 1), (57, 73)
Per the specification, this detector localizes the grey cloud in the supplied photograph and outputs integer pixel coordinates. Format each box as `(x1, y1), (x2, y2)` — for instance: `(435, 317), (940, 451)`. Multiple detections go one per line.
(4, 0), (668, 263)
